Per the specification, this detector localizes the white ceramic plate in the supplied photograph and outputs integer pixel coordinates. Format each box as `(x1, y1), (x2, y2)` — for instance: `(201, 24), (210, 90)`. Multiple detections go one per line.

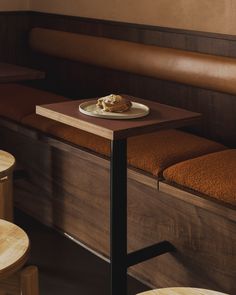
(79, 100), (149, 119)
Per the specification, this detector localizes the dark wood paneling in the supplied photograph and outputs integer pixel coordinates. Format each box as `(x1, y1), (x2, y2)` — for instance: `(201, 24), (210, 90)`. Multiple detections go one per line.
(0, 11), (30, 65)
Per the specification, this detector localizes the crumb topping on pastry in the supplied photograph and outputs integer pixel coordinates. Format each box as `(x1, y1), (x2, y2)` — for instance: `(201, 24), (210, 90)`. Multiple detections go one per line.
(96, 94), (132, 112)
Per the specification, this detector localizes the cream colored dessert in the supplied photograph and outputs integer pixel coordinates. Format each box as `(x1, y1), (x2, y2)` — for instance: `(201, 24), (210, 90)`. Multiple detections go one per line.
(96, 94), (132, 112)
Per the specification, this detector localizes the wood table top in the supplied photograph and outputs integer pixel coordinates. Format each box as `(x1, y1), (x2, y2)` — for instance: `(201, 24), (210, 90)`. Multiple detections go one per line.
(0, 219), (30, 279)
(36, 96), (201, 140)
(0, 62), (45, 83)
(137, 287), (228, 295)
(0, 150), (15, 178)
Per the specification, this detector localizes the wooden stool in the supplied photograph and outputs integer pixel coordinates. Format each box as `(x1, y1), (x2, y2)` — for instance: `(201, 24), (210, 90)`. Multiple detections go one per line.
(0, 219), (39, 295)
(137, 288), (229, 295)
(0, 150), (15, 221)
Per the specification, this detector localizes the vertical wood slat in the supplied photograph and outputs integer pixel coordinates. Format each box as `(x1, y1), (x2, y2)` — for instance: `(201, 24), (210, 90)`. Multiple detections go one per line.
(0, 12), (30, 65)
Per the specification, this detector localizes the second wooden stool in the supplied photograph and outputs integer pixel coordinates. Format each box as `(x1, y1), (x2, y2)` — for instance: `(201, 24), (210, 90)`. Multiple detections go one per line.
(137, 287), (229, 295)
(0, 150), (15, 221)
(0, 219), (39, 295)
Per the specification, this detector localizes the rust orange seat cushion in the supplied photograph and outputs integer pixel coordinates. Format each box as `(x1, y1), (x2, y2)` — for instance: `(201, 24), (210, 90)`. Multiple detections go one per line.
(127, 131), (225, 176)
(0, 84), (67, 122)
(163, 149), (236, 206)
(21, 113), (226, 176)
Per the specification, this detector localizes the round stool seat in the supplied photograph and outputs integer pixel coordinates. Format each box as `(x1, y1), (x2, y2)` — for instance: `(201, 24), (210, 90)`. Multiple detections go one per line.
(0, 150), (15, 178)
(138, 287), (228, 295)
(0, 219), (30, 279)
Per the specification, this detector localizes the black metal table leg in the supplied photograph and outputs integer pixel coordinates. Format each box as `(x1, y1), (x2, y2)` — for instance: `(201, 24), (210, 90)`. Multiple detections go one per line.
(110, 138), (127, 295)
(109, 138), (176, 295)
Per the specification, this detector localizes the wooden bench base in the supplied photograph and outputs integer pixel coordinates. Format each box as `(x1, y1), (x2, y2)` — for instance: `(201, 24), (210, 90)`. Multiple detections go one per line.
(0, 119), (235, 294)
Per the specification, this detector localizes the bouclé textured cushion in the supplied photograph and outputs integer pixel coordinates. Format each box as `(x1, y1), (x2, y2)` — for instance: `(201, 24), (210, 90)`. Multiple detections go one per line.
(163, 149), (236, 206)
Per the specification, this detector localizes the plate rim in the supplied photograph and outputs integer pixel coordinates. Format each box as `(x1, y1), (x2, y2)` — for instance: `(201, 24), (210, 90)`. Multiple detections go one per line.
(79, 100), (150, 119)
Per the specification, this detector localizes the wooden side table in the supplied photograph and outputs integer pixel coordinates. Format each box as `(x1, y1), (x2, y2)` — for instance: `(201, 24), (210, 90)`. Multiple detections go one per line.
(36, 95), (201, 295)
(136, 287), (229, 295)
(0, 63), (45, 83)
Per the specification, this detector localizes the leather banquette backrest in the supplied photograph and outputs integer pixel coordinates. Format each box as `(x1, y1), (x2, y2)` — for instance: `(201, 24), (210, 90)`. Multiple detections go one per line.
(30, 27), (236, 95)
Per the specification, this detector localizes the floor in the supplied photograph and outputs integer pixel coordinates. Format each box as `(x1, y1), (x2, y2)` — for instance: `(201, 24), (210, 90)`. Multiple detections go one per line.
(15, 209), (149, 295)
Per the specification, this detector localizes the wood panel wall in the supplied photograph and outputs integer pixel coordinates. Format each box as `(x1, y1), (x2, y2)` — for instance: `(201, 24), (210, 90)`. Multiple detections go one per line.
(0, 11), (30, 65)
(1, 11), (236, 146)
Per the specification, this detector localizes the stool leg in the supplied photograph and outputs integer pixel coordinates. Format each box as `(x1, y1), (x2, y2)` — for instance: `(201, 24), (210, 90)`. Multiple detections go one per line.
(20, 266), (39, 295)
(0, 272), (21, 295)
(0, 173), (13, 221)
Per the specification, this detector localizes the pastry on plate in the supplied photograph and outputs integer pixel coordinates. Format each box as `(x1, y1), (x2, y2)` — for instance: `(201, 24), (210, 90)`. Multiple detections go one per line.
(96, 94), (132, 112)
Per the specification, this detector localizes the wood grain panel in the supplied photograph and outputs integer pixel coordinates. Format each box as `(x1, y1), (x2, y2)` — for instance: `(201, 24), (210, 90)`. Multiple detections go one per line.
(0, 11), (30, 65)
(159, 182), (236, 221)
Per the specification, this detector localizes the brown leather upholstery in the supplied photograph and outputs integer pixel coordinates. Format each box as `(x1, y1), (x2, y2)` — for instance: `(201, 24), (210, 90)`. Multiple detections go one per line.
(0, 84), (67, 122)
(163, 150), (236, 206)
(30, 27), (236, 95)
(21, 113), (226, 176)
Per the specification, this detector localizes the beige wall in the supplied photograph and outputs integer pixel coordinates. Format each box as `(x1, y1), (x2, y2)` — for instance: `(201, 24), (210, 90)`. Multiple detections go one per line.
(4, 0), (236, 35)
(0, 0), (29, 11)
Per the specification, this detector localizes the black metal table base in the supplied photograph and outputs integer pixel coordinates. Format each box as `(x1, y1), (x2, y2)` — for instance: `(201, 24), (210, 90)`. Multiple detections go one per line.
(110, 139), (127, 295)
(110, 139), (175, 295)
